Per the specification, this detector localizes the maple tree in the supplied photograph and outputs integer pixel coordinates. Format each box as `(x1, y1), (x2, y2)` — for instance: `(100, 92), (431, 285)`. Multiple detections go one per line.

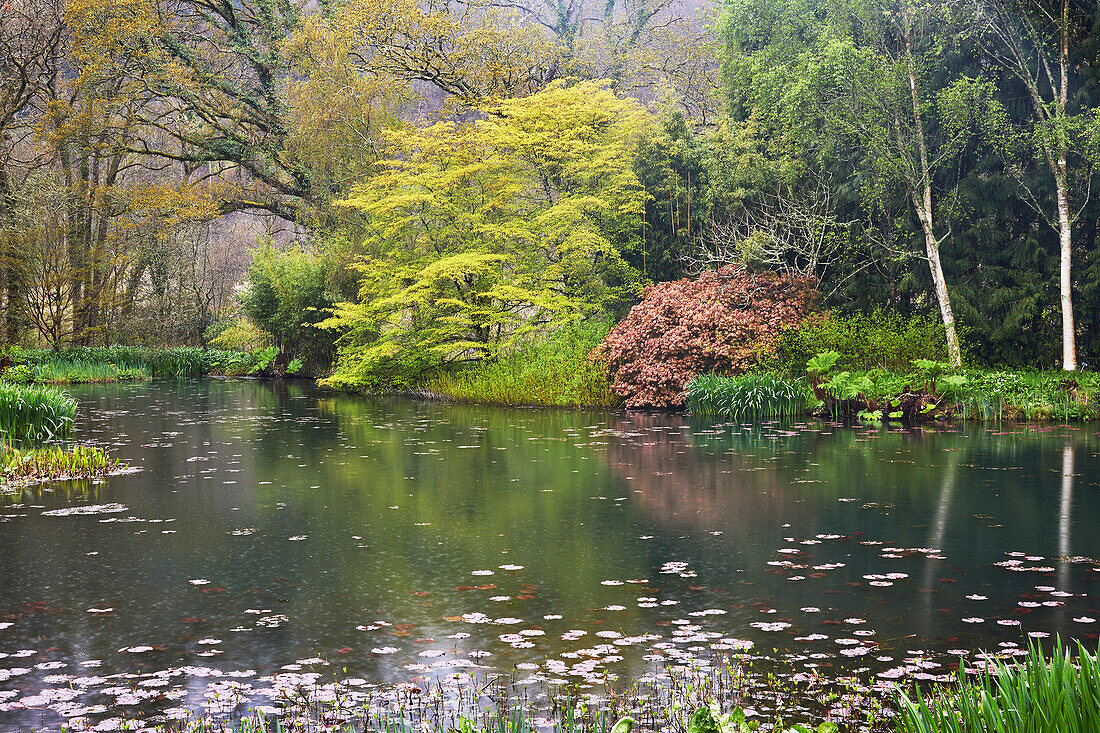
(321, 81), (649, 389)
(593, 266), (820, 408)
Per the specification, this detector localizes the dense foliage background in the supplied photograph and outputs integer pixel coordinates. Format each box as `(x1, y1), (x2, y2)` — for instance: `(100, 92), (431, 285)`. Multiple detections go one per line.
(1, 0), (1097, 385)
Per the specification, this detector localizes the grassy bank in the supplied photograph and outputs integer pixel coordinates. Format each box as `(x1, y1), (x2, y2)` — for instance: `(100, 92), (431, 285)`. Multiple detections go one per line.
(687, 365), (1100, 422)
(422, 323), (619, 408)
(1, 345), (301, 383)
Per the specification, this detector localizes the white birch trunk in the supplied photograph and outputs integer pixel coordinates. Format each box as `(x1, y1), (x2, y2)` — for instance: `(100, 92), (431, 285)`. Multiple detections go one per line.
(920, 217), (962, 367)
(1056, 178), (1076, 370)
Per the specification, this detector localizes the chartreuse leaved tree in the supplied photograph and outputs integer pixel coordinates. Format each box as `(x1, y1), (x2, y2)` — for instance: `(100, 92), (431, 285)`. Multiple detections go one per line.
(321, 80), (649, 391)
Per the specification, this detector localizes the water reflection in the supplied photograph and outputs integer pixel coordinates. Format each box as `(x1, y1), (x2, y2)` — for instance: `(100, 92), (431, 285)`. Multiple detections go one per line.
(0, 381), (1097, 729)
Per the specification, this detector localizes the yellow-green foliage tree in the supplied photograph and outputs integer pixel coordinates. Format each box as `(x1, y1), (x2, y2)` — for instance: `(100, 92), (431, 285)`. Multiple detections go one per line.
(322, 80), (649, 390)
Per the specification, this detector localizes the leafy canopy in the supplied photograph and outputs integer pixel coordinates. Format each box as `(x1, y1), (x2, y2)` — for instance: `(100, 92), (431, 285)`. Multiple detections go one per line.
(321, 80), (649, 390)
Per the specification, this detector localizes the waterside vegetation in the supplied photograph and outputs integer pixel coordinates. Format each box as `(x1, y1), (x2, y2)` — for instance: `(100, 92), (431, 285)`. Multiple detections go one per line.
(0, 441), (116, 487)
(0, 380), (76, 440)
(420, 323), (617, 408)
(147, 643), (1100, 733)
(0, 374), (120, 488)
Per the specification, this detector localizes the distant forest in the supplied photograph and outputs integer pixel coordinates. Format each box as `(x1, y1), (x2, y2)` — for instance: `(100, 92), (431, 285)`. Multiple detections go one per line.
(1, 0), (1097, 373)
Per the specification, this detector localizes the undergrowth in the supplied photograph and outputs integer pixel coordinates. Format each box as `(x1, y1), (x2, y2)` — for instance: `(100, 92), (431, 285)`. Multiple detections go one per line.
(423, 323), (619, 408)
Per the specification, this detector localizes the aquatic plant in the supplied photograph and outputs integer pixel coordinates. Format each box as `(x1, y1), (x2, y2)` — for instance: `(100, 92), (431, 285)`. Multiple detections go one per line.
(0, 381), (76, 440)
(897, 640), (1100, 733)
(686, 373), (813, 420)
(0, 442), (115, 485)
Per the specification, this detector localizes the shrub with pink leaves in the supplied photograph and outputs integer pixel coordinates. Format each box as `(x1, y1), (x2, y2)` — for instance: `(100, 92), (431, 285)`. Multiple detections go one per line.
(592, 266), (820, 408)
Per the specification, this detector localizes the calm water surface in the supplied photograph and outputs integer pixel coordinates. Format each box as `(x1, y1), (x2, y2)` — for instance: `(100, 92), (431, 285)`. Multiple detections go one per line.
(0, 379), (1098, 729)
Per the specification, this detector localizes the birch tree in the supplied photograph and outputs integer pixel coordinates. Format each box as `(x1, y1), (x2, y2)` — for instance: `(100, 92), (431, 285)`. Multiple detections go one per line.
(966, 0), (1098, 370)
(720, 0), (971, 365)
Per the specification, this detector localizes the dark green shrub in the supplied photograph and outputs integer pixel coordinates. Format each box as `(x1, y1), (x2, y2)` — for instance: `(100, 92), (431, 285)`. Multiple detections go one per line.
(772, 311), (955, 376)
(241, 243), (338, 369)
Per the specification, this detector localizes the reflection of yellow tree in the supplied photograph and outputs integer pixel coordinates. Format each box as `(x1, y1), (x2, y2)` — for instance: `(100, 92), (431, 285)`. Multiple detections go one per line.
(309, 396), (658, 625)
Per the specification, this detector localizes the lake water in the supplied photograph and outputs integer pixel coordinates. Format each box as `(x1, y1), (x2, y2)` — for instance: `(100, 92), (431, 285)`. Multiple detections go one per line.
(1, 379), (1098, 730)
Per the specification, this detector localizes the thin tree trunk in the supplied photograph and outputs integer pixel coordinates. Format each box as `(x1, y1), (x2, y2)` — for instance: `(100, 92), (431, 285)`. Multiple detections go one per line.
(920, 221), (961, 366)
(902, 18), (962, 366)
(1056, 177), (1076, 370)
(1056, 0), (1076, 371)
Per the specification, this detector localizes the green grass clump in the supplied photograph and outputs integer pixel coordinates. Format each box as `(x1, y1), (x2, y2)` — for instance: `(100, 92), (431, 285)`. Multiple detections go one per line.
(942, 370), (1100, 421)
(11, 345), (232, 378)
(26, 358), (150, 384)
(1, 443), (115, 485)
(686, 373), (814, 420)
(0, 382), (77, 441)
(897, 640), (1100, 733)
(423, 322), (618, 408)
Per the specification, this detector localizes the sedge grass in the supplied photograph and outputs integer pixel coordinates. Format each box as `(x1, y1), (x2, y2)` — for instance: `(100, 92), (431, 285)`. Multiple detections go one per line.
(27, 358), (150, 384)
(0, 381), (76, 441)
(686, 373), (814, 420)
(943, 370), (1100, 422)
(897, 639), (1100, 733)
(11, 346), (234, 379)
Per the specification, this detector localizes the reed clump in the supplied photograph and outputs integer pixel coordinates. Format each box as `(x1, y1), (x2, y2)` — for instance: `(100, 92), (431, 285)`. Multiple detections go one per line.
(9, 346), (233, 379)
(897, 640), (1100, 733)
(0, 381), (77, 441)
(686, 373), (814, 420)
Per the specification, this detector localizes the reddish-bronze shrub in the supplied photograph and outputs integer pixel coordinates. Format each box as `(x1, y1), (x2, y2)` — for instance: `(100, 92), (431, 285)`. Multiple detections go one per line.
(591, 266), (820, 408)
